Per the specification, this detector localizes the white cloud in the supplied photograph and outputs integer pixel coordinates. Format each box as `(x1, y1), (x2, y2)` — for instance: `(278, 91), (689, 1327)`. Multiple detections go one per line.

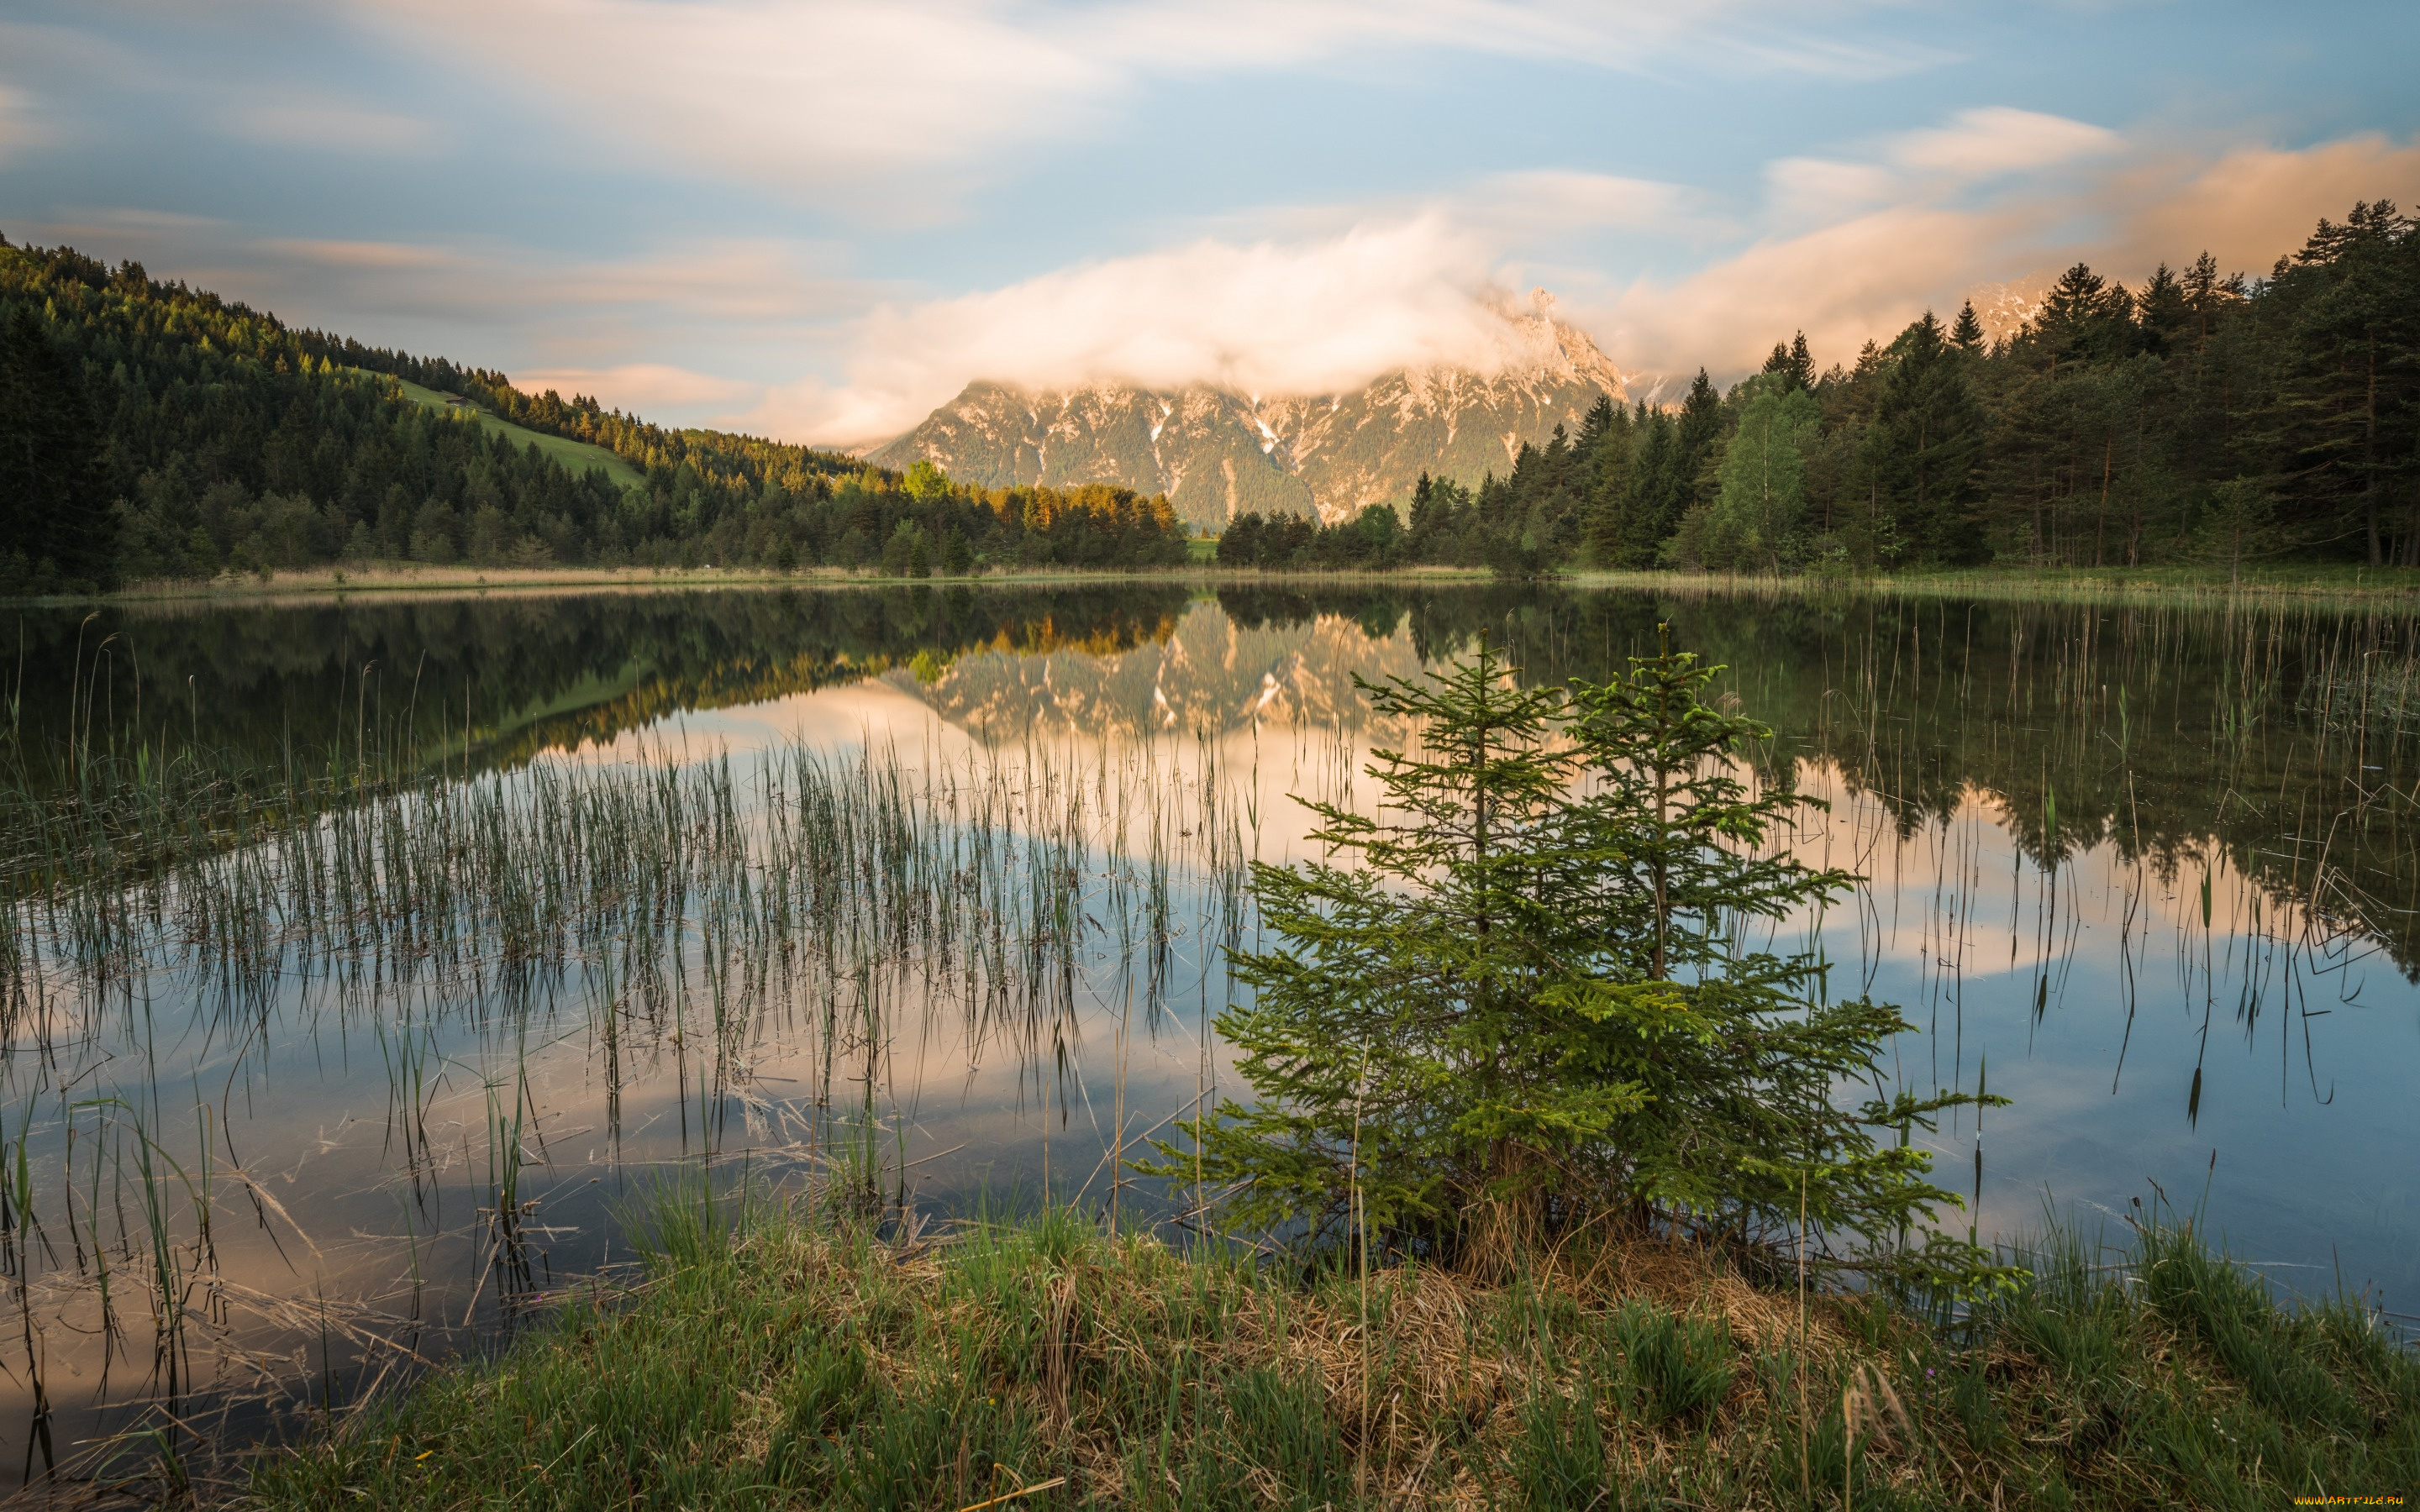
(1762, 156), (1902, 227)
(1886, 106), (2122, 180)
(1595, 203), (2013, 378)
(344, 0), (1944, 197)
(258, 236), (465, 270)
(743, 214), (1564, 445)
(1591, 127), (2420, 381)
(745, 119), (2420, 448)
(1766, 107), (2122, 232)
(2095, 133), (2420, 277)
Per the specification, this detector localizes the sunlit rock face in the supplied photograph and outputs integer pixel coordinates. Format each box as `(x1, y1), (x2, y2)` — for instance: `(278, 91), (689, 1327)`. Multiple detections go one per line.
(867, 314), (1626, 531)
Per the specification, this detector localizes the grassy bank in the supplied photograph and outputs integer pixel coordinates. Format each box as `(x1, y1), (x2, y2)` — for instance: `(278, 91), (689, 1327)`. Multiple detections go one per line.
(18, 559), (2420, 611)
(1569, 561), (2420, 605)
(45, 561), (1490, 607)
(237, 1199), (2418, 1510)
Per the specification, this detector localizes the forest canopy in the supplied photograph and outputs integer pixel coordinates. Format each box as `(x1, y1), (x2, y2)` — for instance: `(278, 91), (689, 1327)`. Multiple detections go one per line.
(1219, 198), (2420, 575)
(6, 197), (2417, 591)
(0, 237), (1188, 592)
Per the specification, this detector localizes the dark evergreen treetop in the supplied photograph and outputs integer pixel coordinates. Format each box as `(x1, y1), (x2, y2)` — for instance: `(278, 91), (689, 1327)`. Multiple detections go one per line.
(0, 234), (1192, 590)
(8, 193), (2419, 587)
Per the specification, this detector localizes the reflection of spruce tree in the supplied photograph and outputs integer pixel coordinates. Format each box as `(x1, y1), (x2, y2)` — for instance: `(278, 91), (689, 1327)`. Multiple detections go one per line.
(0, 307), (115, 591)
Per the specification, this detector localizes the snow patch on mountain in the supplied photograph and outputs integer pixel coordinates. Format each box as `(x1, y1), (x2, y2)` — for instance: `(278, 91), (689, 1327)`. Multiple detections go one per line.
(867, 302), (1627, 529)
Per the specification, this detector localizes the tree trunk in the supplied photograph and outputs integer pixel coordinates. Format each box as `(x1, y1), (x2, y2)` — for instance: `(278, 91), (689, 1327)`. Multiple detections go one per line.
(2361, 344), (2382, 565)
(2094, 433), (2111, 567)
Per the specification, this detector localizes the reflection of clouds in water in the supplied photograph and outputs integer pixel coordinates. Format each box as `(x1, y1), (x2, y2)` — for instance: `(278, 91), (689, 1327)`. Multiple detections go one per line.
(1768, 759), (2419, 1300)
(8, 592), (2420, 1474)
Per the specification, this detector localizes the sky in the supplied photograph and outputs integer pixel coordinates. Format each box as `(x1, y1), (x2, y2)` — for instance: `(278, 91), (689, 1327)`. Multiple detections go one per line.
(5, 1), (2418, 449)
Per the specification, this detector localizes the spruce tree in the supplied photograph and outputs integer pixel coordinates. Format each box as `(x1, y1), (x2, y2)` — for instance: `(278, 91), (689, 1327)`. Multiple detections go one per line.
(1154, 640), (1999, 1286)
(0, 307), (116, 590)
(1949, 301), (1986, 356)
(1863, 312), (1987, 564)
(1763, 333), (1816, 391)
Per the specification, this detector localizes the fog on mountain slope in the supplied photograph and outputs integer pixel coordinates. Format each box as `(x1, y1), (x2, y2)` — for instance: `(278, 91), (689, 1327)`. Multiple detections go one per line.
(868, 309), (1627, 529)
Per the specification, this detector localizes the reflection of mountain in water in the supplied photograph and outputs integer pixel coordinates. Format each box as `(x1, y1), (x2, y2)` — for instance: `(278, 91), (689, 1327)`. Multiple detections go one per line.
(6, 585), (1195, 785)
(17, 579), (2419, 975)
(900, 598), (1428, 740)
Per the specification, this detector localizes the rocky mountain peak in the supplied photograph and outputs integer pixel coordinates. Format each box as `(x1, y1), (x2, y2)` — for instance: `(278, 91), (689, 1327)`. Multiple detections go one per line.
(867, 307), (1626, 529)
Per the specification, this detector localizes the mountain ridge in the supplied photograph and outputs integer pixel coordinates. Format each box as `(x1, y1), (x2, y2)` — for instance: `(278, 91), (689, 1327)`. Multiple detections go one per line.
(869, 303), (1627, 528)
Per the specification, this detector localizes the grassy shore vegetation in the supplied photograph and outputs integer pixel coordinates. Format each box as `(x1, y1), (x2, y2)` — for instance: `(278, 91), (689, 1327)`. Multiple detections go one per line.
(240, 1197), (2419, 1510)
(229, 638), (2419, 1506)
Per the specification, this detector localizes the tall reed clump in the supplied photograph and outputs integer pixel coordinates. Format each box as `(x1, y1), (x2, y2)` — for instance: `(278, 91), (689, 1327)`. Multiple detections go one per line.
(0, 718), (1251, 1478)
(239, 1193), (2420, 1509)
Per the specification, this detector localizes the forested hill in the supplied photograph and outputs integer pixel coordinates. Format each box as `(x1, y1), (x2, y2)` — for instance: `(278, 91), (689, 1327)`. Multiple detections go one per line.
(0, 237), (1190, 592)
(1216, 198), (2420, 575)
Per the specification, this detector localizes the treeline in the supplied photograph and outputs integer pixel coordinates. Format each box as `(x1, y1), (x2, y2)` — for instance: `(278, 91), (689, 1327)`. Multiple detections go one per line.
(1227, 198), (2420, 574)
(3, 584), (1193, 791)
(0, 237), (1191, 593)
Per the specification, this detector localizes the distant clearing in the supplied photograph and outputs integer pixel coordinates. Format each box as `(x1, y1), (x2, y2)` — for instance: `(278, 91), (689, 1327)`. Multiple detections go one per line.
(382, 375), (646, 490)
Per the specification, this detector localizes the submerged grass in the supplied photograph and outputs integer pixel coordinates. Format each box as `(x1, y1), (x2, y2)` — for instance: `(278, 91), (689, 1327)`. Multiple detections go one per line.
(239, 1197), (2419, 1510)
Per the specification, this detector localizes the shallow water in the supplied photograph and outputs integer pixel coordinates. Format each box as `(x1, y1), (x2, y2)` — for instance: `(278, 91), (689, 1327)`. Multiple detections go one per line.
(2, 581), (2416, 1481)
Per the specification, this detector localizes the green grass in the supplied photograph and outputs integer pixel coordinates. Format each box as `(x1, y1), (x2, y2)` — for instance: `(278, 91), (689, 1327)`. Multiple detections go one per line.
(1187, 536), (1220, 564)
(1569, 561), (2420, 604)
(381, 375), (647, 491)
(236, 1199), (2420, 1509)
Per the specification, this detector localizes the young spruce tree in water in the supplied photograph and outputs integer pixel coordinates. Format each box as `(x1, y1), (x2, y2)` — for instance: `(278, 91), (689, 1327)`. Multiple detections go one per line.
(1153, 634), (1998, 1289)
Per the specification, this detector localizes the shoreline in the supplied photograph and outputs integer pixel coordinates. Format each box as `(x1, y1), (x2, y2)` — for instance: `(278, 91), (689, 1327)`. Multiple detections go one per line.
(234, 1196), (2420, 1509)
(5, 559), (2417, 612)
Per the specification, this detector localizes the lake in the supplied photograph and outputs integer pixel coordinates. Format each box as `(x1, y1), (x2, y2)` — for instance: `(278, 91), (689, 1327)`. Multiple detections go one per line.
(3, 580), (2416, 1481)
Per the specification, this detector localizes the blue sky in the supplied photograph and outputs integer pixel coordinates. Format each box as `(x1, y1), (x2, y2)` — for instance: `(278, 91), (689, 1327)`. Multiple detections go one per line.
(5, 1), (2417, 445)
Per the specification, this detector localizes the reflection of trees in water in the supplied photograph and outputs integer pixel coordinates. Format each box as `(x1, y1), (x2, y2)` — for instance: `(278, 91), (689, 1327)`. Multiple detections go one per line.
(4, 584), (1192, 781)
(913, 596), (1430, 740)
(1386, 585), (2420, 977)
(13, 579), (2417, 969)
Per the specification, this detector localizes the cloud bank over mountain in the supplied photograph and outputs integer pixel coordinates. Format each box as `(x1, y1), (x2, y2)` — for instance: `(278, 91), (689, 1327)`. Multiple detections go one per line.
(755, 116), (2420, 449)
(750, 218), (1612, 448)
(7, 1), (2415, 448)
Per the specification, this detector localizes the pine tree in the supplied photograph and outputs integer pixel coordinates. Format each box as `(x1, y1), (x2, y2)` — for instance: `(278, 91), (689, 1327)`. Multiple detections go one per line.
(2270, 201), (2420, 564)
(2135, 263), (2191, 355)
(1864, 312), (1987, 564)
(1578, 402), (1634, 566)
(1151, 640), (1998, 1284)
(0, 307), (115, 591)
(1615, 410), (1681, 566)
(1576, 394), (1617, 452)
(1762, 333), (1815, 391)
(1949, 302), (1986, 356)
(2035, 263), (2139, 370)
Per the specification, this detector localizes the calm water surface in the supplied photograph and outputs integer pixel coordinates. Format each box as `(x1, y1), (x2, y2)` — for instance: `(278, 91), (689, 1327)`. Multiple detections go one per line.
(3, 581), (2416, 1479)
